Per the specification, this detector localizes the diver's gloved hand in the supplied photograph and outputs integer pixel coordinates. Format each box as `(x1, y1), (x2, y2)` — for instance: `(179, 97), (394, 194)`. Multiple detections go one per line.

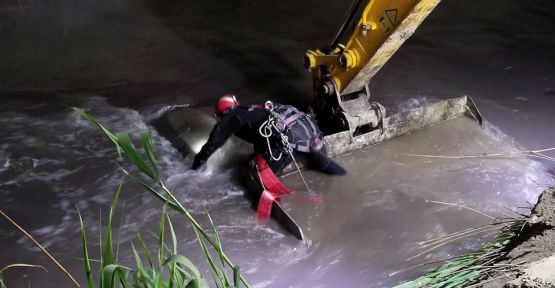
(192, 156), (205, 170)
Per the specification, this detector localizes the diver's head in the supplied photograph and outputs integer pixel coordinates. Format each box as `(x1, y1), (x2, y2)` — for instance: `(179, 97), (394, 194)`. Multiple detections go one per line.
(215, 94), (239, 117)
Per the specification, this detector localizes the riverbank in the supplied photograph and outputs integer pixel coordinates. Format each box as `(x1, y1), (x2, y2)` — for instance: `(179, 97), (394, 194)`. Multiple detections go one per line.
(480, 185), (555, 287)
(396, 185), (555, 287)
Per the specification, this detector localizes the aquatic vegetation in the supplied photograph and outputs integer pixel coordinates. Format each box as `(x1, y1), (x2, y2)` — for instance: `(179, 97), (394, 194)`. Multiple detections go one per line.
(78, 180), (241, 288)
(0, 208), (79, 287)
(73, 107), (248, 288)
(393, 219), (527, 288)
(0, 263), (47, 288)
(0, 107), (248, 287)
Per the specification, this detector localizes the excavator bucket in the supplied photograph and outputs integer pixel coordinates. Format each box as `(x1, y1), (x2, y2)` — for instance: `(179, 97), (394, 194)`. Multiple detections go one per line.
(280, 95), (482, 174)
(319, 96), (481, 159)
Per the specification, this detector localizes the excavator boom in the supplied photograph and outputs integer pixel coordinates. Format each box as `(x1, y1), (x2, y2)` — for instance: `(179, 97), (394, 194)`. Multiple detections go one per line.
(301, 0), (482, 161)
(306, 0), (441, 94)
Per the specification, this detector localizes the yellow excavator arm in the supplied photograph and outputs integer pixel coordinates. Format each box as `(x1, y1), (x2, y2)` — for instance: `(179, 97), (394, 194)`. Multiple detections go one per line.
(301, 0), (482, 159)
(304, 0), (442, 135)
(306, 0), (441, 95)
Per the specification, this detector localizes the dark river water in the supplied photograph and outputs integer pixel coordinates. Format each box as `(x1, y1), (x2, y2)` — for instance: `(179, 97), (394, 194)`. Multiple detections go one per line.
(1, 1), (555, 287)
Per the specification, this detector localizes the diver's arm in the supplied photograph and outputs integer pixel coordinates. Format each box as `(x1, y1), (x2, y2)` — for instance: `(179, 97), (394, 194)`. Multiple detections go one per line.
(192, 112), (243, 170)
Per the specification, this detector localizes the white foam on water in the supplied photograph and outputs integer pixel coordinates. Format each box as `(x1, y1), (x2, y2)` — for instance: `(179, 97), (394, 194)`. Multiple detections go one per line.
(395, 96), (435, 112)
(0, 153), (10, 174)
(148, 103), (191, 120)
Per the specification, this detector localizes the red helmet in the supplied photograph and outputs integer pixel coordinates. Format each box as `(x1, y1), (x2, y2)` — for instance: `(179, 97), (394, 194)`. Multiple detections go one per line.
(215, 94), (239, 116)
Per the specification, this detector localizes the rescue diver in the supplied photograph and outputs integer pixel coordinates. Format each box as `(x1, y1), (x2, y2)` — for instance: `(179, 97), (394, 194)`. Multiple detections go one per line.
(192, 94), (346, 175)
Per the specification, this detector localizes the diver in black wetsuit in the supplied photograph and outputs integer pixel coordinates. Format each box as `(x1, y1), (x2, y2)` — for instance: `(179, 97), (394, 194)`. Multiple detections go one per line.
(192, 94), (346, 175)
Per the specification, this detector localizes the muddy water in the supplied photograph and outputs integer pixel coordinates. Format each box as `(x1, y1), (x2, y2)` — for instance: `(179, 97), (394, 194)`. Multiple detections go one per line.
(1, 0), (555, 287)
(1, 97), (551, 288)
(279, 117), (549, 287)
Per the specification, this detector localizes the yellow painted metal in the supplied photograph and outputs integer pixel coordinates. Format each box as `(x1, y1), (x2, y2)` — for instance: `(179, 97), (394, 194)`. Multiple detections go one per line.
(305, 50), (341, 70)
(323, 0), (442, 95)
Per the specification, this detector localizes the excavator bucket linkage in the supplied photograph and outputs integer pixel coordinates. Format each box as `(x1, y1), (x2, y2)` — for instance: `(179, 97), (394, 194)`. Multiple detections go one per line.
(324, 96), (482, 158)
(305, 0), (455, 151)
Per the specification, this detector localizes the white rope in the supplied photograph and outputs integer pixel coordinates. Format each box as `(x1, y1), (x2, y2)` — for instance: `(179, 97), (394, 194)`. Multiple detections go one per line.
(259, 116), (283, 161)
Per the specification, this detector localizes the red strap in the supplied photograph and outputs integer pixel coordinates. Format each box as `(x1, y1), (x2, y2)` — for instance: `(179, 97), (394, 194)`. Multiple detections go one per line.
(256, 190), (275, 219)
(253, 155), (292, 219)
(254, 155), (292, 196)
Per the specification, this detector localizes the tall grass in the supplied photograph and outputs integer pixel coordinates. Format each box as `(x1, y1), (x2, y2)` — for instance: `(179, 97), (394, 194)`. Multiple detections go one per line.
(0, 264), (47, 288)
(393, 219), (526, 288)
(73, 107), (248, 288)
(0, 208), (80, 287)
(78, 182), (237, 288)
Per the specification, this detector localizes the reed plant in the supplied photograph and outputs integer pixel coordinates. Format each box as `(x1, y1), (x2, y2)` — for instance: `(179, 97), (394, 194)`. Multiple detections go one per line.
(393, 219), (526, 288)
(78, 180), (239, 288)
(0, 207), (79, 287)
(0, 264), (46, 288)
(73, 107), (248, 288)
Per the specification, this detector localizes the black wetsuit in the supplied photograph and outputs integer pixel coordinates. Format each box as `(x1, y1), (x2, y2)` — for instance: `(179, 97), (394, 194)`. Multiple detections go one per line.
(192, 105), (346, 175)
